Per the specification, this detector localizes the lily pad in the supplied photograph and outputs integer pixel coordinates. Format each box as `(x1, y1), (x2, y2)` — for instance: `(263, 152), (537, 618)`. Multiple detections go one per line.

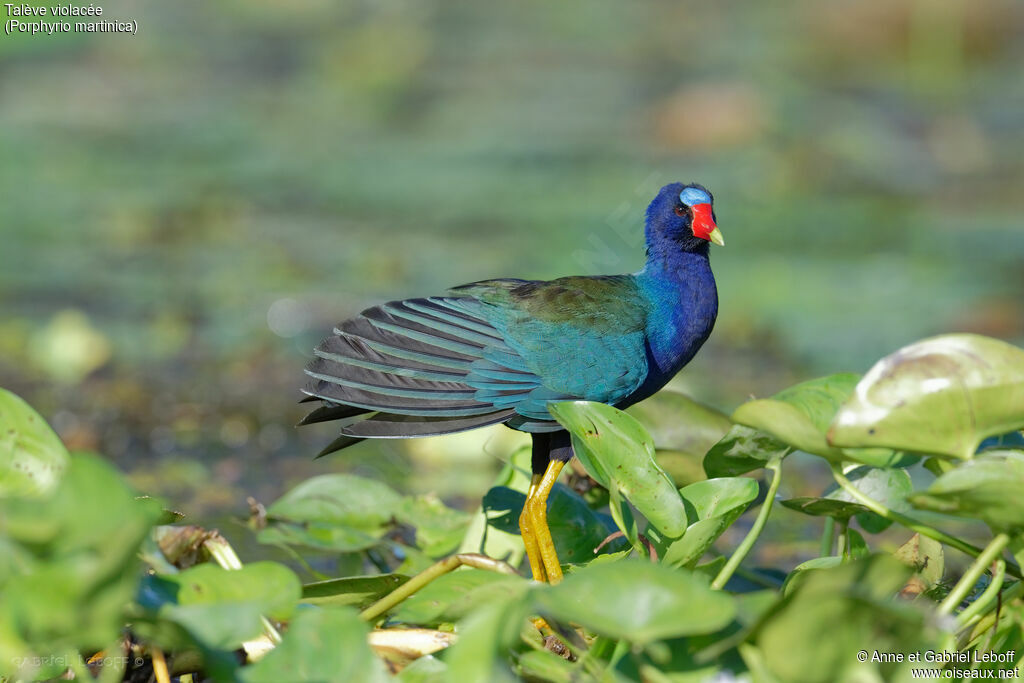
(259, 474), (403, 552)
(534, 559), (735, 644)
(703, 424), (792, 478)
(726, 375), (915, 468)
(829, 334), (1024, 460)
(266, 473), (402, 528)
(731, 374), (859, 462)
(908, 450), (1024, 532)
(549, 401), (688, 538)
(663, 477), (759, 568)
(0, 388), (70, 498)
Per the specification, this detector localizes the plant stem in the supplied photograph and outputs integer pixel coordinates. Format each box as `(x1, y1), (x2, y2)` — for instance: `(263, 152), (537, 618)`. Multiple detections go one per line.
(360, 553), (519, 622)
(835, 519), (849, 560)
(828, 465), (1022, 579)
(939, 533), (1010, 616)
(962, 580), (1023, 649)
(820, 517), (835, 557)
(956, 558), (1006, 630)
(712, 457), (783, 591)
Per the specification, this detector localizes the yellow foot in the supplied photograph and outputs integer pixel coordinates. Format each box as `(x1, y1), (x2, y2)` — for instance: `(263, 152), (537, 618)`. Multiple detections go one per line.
(519, 474), (546, 582)
(518, 460), (566, 584)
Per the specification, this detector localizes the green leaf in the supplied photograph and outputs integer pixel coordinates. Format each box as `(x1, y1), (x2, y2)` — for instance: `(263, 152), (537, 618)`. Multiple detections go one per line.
(0, 453), (163, 679)
(626, 390), (732, 458)
(396, 494), (471, 557)
(731, 374), (860, 462)
(143, 561), (301, 619)
(241, 607), (387, 683)
(663, 477), (759, 568)
(843, 448), (920, 469)
(144, 603), (266, 652)
(781, 497), (869, 519)
(781, 466), (911, 532)
(267, 473), (402, 528)
(390, 569), (527, 626)
(259, 473), (403, 552)
(443, 593), (530, 683)
(908, 450), (1024, 532)
(754, 555), (941, 683)
(137, 562), (301, 654)
(481, 485), (624, 565)
(829, 334), (1024, 460)
(0, 388), (70, 498)
(258, 521), (383, 553)
(301, 573), (410, 609)
(534, 559), (735, 644)
(703, 424), (792, 478)
(606, 477), (641, 553)
(679, 476), (760, 520)
(550, 401), (688, 538)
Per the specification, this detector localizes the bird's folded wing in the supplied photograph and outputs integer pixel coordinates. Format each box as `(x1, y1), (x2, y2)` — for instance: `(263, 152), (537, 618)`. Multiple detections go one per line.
(302, 297), (560, 450)
(303, 275), (651, 454)
(451, 275), (651, 411)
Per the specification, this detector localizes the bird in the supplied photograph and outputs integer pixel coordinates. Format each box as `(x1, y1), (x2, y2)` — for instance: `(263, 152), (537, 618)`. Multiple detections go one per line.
(300, 182), (723, 583)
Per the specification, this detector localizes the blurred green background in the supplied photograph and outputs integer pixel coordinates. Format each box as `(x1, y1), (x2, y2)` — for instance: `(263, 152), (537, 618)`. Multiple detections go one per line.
(1, 0), (1022, 533)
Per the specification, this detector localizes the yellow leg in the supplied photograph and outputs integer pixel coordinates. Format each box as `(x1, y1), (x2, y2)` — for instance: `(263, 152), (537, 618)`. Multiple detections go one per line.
(528, 460), (566, 584)
(519, 474), (546, 582)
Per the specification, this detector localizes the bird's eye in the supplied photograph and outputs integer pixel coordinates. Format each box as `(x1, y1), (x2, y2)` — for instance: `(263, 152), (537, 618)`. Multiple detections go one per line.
(674, 204), (689, 217)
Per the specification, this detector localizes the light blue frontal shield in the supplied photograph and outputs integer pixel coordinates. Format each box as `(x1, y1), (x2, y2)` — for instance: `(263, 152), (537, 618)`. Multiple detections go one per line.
(679, 187), (712, 207)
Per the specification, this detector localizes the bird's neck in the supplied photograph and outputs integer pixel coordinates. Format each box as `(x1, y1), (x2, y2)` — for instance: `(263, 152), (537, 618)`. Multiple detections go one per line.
(639, 242), (712, 283)
(634, 244), (718, 386)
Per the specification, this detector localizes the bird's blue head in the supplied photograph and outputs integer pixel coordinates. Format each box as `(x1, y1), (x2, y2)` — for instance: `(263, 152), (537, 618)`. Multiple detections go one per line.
(645, 182), (724, 257)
